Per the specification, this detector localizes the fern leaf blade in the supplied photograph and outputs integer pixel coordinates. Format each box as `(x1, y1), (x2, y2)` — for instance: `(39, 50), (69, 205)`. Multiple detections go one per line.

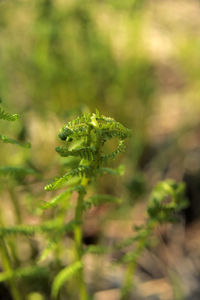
(0, 166), (37, 179)
(40, 190), (71, 209)
(0, 134), (31, 148)
(56, 146), (96, 160)
(52, 261), (83, 298)
(83, 194), (121, 210)
(44, 166), (92, 191)
(0, 107), (19, 121)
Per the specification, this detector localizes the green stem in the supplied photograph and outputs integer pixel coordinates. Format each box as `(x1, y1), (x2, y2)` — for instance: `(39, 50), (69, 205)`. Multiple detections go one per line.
(8, 186), (22, 224)
(0, 209), (22, 300)
(120, 259), (136, 300)
(74, 178), (89, 300)
(120, 220), (156, 300)
(7, 186), (21, 267)
(0, 238), (22, 300)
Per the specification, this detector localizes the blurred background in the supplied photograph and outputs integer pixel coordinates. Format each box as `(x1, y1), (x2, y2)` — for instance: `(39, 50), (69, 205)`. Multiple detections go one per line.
(1, 0), (200, 299)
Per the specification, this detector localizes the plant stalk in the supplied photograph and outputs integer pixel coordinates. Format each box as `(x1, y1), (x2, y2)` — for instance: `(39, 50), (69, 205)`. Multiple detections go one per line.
(120, 259), (136, 300)
(74, 178), (89, 300)
(0, 238), (22, 300)
(120, 220), (156, 299)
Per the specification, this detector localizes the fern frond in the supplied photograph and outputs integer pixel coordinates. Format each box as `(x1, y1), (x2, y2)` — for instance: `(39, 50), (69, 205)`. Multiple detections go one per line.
(41, 185), (86, 210)
(116, 236), (137, 249)
(0, 220), (76, 237)
(70, 185), (86, 195)
(84, 245), (108, 255)
(58, 112), (131, 142)
(122, 249), (143, 264)
(103, 129), (130, 140)
(65, 113), (92, 128)
(0, 134), (31, 148)
(96, 165), (125, 177)
(83, 194), (121, 210)
(0, 266), (48, 283)
(116, 225), (151, 249)
(52, 261), (83, 298)
(101, 140), (126, 163)
(38, 239), (58, 263)
(147, 180), (188, 223)
(0, 107), (18, 121)
(61, 156), (79, 169)
(45, 166), (92, 191)
(40, 190), (71, 210)
(0, 166), (36, 179)
(58, 124), (89, 141)
(97, 113), (131, 140)
(43, 111), (130, 299)
(56, 146), (97, 160)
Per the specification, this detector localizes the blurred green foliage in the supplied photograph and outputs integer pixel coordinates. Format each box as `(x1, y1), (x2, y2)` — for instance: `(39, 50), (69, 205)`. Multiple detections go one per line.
(0, 0), (154, 119)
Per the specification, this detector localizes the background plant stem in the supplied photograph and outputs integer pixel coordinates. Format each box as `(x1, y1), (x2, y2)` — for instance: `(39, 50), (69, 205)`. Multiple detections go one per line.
(120, 220), (156, 299)
(120, 260), (136, 300)
(0, 238), (22, 300)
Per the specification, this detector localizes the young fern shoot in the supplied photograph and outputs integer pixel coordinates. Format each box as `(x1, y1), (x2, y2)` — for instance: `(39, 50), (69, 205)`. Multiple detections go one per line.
(119, 179), (188, 300)
(45, 111), (131, 299)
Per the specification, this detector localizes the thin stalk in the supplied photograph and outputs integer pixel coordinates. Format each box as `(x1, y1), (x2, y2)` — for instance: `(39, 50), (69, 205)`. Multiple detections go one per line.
(0, 209), (22, 300)
(8, 186), (22, 224)
(74, 177), (89, 300)
(0, 238), (22, 300)
(7, 186), (21, 267)
(120, 220), (156, 300)
(120, 260), (136, 300)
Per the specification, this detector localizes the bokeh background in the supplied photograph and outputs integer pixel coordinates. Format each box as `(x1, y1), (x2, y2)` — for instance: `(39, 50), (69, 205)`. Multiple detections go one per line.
(1, 0), (200, 299)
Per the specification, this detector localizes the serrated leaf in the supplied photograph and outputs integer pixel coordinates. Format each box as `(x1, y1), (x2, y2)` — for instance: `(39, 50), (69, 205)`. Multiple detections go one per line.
(44, 166), (92, 191)
(0, 220), (76, 237)
(38, 240), (58, 263)
(0, 266), (48, 282)
(40, 190), (71, 210)
(0, 134), (31, 148)
(51, 261), (83, 298)
(83, 194), (121, 210)
(0, 107), (19, 121)
(56, 146), (97, 160)
(101, 140), (126, 162)
(96, 165), (125, 177)
(84, 245), (108, 255)
(0, 166), (36, 179)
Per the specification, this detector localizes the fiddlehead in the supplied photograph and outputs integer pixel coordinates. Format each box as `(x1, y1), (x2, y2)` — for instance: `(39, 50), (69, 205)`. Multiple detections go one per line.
(44, 110), (131, 299)
(45, 111), (131, 192)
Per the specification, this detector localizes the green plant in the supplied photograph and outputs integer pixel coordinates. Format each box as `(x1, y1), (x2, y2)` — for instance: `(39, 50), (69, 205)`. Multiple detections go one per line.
(119, 179), (188, 300)
(44, 111), (131, 299)
(0, 103), (31, 300)
(0, 108), (188, 300)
